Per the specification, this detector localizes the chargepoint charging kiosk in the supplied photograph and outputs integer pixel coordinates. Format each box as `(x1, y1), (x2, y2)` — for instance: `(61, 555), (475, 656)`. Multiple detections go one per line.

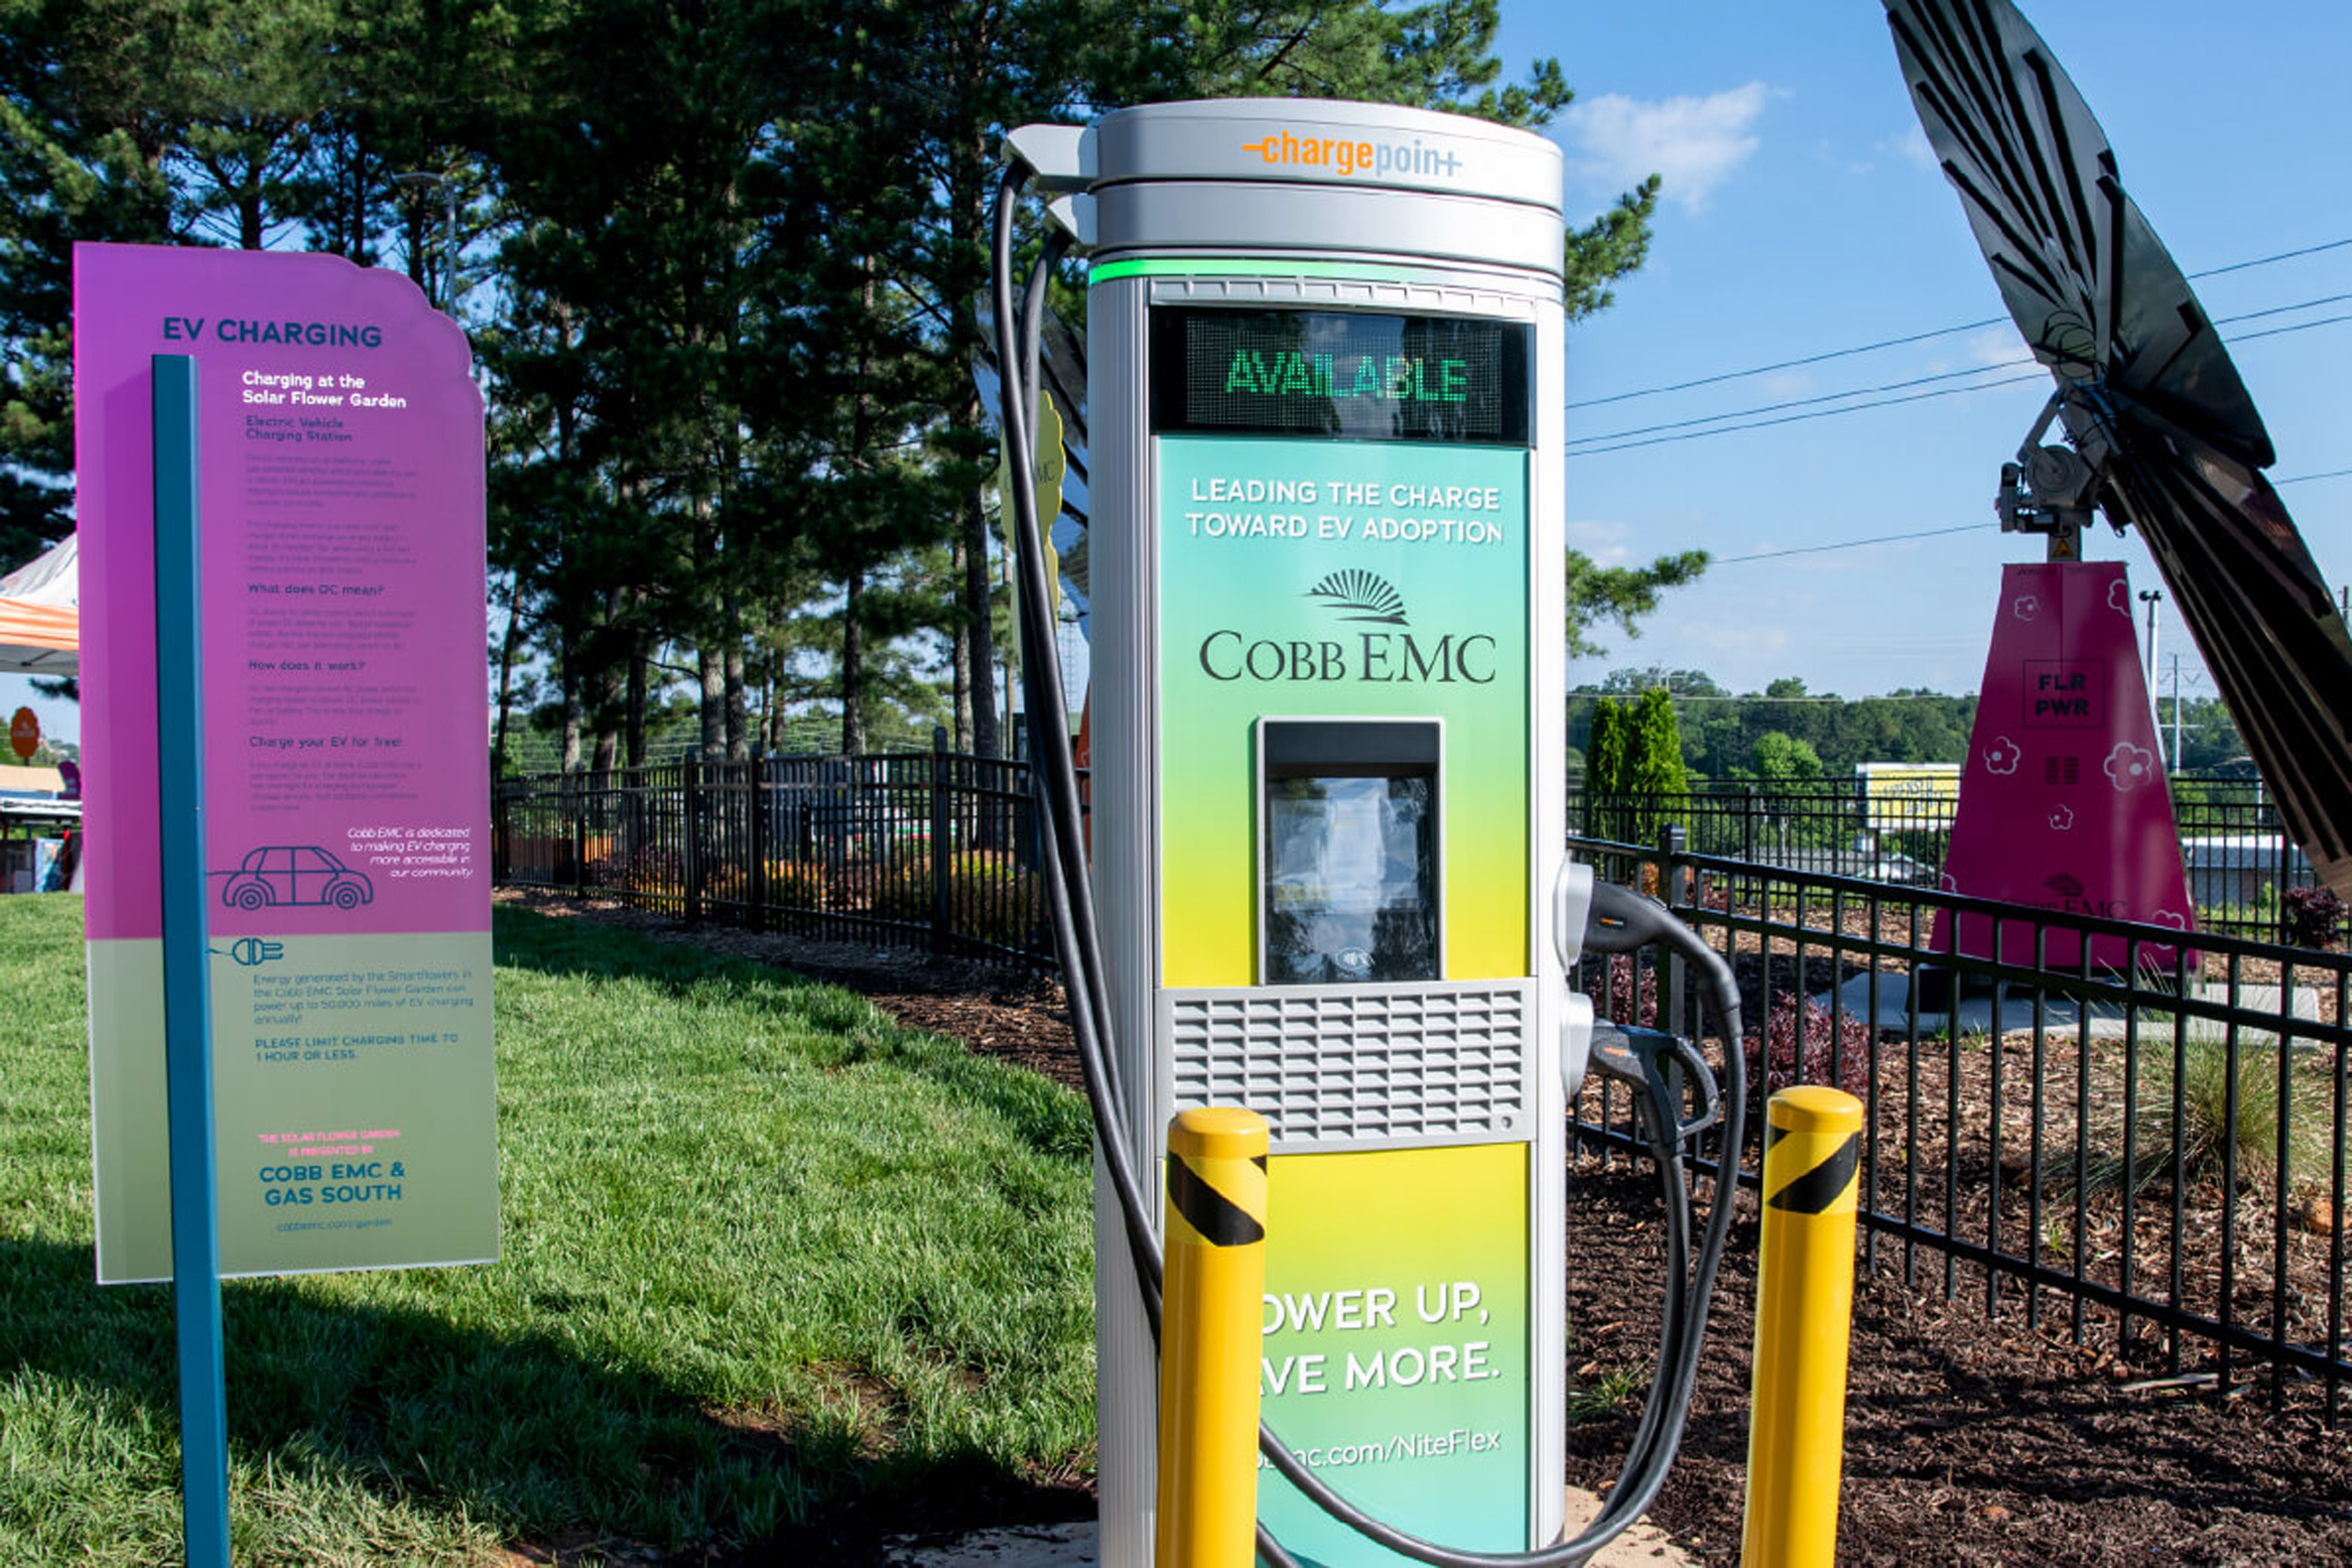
(1040, 100), (1579, 1566)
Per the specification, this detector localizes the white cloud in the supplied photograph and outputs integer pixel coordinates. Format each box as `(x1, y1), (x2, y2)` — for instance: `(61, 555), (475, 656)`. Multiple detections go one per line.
(1966, 327), (2024, 367)
(1888, 125), (1938, 171)
(1566, 519), (1635, 568)
(1563, 82), (1769, 213)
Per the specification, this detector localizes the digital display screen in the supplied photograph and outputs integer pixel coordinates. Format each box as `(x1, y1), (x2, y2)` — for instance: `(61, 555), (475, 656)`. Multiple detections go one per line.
(1259, 718), (1443, 986)
(1265, 775), (1439, 985)
(1152, 307), (1530, 445)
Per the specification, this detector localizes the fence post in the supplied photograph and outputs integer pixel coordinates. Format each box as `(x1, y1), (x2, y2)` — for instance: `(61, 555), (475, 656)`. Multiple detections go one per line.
(749, 750), (768, 934)
(1661, 824), (1691, 1039)
(492, 780), (509, 884)
(1156, 1107), (1269, 1568)
(1744, 787), (1759, 866)
(571, 773), (587, 901)
(684, 755), (703, 928)
(1742, 1086), (1864, 1568)
(931, 726), (952, 953)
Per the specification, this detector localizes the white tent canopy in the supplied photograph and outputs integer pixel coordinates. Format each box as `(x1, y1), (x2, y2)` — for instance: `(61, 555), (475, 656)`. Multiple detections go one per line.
(0, 534), (78, 676)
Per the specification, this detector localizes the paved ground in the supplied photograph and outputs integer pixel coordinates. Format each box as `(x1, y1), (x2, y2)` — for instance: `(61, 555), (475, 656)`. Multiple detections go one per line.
(884, 1490), (1695, 1565)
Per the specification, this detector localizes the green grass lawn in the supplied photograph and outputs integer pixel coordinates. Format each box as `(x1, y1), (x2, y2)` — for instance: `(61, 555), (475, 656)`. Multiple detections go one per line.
(0, 897), (1098, 1565)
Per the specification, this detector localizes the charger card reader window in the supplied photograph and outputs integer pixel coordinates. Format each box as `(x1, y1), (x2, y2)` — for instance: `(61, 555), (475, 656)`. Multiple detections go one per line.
(1258, 717), (1443, 985)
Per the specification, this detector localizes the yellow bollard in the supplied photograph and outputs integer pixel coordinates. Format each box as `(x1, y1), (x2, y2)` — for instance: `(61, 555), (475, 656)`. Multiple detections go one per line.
(1742, 1086), (1864, 1568)
(1156, 1106), (1270, 1568)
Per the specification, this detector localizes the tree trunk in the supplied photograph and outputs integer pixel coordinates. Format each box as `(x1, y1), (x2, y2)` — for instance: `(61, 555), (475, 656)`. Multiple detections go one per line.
(591, 663), (621, 781)
(492, 581), (521, 775)
(625, 642), (648, 768)
(965, 472), (998, 758)
(841, 567), (866, 756)
(560, 646), (583, 776)
(950, 535), (971, 752)
(699, 641), (724, 757)
(724, 584), (748, 758)
(948, 108), (1000, 761)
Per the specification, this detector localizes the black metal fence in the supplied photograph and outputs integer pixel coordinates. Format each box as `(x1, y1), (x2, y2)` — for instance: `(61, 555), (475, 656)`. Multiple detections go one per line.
(1570, 827), (2352, 1420)
(1570, 777), (2336, 944)
(495, 750), (2352, 1412)
(494, 737), (1065, 964)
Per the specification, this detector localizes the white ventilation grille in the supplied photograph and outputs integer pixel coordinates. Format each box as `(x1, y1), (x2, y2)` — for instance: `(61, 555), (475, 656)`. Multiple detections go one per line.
(1163, 981), (1530, 1147)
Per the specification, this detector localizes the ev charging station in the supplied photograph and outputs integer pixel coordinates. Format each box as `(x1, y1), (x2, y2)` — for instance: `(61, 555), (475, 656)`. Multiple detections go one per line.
(1011, 100), (1586, 1565)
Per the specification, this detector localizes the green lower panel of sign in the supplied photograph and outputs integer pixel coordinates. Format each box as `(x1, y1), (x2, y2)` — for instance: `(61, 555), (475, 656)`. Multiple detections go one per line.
(89, 931), (499, 1281)
(1258, 1142), (1530, 1564)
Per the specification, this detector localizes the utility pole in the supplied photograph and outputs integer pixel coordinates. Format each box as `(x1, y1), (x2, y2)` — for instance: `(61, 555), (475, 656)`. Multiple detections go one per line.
(2139, 588), (2162, 759)
(2169, 652), (2181, 773)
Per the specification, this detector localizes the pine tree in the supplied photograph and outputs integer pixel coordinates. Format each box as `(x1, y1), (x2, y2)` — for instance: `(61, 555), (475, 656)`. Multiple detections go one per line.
(1625, 686), (1689, 848)
(1584, 696), (1629, 841)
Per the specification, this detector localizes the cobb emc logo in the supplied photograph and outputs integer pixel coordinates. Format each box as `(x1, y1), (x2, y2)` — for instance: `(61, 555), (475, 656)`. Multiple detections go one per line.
(1196, 571), (1496, 685)
(1305, 570), (1407, 626)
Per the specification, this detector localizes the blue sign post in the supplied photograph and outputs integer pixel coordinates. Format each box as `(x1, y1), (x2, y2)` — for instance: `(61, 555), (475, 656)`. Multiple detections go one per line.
(153, 351), (231, 1568)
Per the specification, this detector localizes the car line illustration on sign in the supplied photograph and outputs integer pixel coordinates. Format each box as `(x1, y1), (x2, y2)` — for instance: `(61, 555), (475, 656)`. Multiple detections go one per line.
(217, 845), (376, 911)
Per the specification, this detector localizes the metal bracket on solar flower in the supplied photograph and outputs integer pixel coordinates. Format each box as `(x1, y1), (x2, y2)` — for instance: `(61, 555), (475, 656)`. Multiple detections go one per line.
(1588, 1020), (1722, 1149)
(1995, 392), (2100, 557)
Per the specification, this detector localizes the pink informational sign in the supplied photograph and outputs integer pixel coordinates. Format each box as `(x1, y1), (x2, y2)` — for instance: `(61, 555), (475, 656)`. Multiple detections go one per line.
(76, 244), (496, 1281)
(1933, 561), (2194, 970)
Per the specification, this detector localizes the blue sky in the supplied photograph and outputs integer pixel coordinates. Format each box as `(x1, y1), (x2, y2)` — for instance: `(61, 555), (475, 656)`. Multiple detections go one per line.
(12, 1), (2347, 750)
(1501, 0), (2351, 706)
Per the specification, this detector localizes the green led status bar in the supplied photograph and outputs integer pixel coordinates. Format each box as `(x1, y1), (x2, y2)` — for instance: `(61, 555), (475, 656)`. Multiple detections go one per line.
(1087, 257), (1423, 286)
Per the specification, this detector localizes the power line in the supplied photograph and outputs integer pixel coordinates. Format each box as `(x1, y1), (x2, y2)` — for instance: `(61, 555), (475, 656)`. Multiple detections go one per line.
(1567, 291), (2352, 449)
(2278, 467), (2352, 486)
(2184, 234), (2352, 279)
(1568, 234), (2352, 410)
(1566, 370), (2047, 456)
(2235, 310), (2352, 343)
(1565, 310), (2352, 458)
(1567, 360), (2031, 445)
(1709, 523), (1987, 564)
(1566, 315), (2006, 411)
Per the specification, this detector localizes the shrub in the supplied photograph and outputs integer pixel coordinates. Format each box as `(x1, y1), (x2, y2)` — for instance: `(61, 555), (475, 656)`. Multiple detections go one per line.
(869, 851), (1039, 949)
(699, 858), (830, 912)
(2081, 1039), (2339, 1198)
(2281, 884), (2347, 951)
(593, 845), (681, 895)
(1592, 952), (1663, 1029)
(1743, 992), (1874, 1097)
(764, 858), (829, 910)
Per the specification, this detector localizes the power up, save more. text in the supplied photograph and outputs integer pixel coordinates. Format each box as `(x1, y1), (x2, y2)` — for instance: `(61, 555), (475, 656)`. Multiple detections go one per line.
(1261, 1279), (1501, 1398)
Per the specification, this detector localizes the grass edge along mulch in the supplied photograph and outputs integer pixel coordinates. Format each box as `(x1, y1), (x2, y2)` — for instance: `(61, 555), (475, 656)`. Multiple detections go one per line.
(0, 897), (1099, 1567)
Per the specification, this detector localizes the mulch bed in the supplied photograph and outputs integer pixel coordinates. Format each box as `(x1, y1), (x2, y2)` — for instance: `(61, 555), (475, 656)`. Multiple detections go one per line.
(1560, 1157), (2352, 1566)
(496, 890), (2352, 1564)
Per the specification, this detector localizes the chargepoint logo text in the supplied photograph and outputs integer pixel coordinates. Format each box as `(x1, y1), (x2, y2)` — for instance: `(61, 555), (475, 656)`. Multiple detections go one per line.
(1197, 572), (1495, 684)
(1240, 127), (1465, 182)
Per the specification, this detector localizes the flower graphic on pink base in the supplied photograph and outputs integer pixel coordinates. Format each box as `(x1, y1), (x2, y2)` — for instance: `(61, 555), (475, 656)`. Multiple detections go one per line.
(2049, 804), (2076, 831)
(2107, 578), (2133, 617)
(1938, 873), (1959, 893)
(1983, 735), (2024, 775)
(2151, 909), (2188, 931)
(2013, 594), (2041, 621)
(2105, 741), (2157, 790)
